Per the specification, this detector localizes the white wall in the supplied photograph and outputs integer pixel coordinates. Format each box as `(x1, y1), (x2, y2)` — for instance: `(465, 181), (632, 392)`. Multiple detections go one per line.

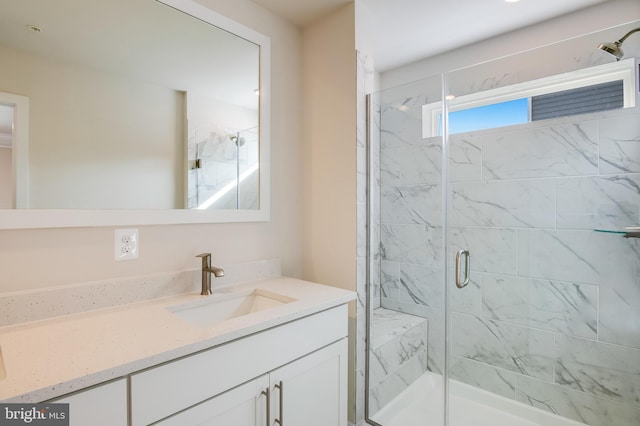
(301, 4), (357, 293)
(381, 0), (640, 89)
(0, 147), (11, 208)
(0, 0), (303, 292)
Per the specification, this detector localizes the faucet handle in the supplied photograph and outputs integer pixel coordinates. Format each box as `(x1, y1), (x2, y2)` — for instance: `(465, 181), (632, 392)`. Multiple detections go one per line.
(196, 253), (211, 266)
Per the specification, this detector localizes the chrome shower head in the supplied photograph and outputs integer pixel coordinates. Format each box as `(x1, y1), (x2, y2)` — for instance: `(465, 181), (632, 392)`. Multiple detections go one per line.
(597, 41), (624, 60)
(598, 27), (640, 61)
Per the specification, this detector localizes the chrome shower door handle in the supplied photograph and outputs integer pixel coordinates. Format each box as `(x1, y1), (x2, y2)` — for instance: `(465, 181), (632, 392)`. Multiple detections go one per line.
(455, 249), (470, 289)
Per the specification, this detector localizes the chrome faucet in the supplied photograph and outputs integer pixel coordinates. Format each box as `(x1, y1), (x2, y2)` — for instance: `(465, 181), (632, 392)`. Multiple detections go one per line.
(196, 253), (225, 295)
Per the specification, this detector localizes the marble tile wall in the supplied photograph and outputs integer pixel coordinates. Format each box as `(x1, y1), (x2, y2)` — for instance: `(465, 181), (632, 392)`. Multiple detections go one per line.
(376, 103), (640, 426)
(368, 308), (429, 416)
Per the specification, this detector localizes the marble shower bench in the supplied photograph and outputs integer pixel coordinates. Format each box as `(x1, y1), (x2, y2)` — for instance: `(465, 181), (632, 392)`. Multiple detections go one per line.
(369, 307), (429, 415)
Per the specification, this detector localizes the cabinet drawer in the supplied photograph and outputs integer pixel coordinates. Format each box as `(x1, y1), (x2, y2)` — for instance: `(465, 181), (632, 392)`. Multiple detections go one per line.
(131, 305), (347, 426)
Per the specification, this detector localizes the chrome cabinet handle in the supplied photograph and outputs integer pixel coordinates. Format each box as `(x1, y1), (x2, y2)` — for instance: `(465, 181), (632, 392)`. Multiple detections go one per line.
(455, 249), (470, 288)
(261, 387), (270, 426)
(275, 381), (283, 425)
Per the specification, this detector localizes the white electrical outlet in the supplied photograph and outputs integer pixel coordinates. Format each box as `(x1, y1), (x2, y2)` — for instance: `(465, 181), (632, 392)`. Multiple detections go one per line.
(115, 229), (138, 261)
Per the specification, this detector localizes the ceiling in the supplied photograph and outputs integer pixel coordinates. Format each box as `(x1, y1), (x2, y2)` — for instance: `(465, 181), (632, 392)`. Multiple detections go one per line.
(251, 0), (610, 71)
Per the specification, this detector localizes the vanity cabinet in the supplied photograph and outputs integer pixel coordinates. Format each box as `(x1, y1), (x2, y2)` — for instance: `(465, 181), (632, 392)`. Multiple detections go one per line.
(157, 340), (347, 426)
(50, 378), (127, 426)
(130, 305), (348, 426)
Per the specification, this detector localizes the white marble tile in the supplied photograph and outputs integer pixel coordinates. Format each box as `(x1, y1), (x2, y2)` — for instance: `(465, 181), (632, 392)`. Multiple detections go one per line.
(599, 110), (640, 174)
(449, 133), (482, 182)
(356, 201), (367, 259)
(449, 227), (517, 275)
(379, 260), (400, 302)
(556, 174), (640, 231)
(381, 184), (442, 226)
(517, 229), (640, 290)
(599, 286), (640, 349)
(526, 278), (598, 340)
(482, 121), (598, 179)
(451, 179), (556, 228)
(369, 321), (428, 386)
(371, 258), (381, 310)
(380, 224), (442, 268)
(427, 316), (445, 375)
(369, 349), (428, 416)
(370, 307), (427, 348)
(357, 256), (367, 313)
(449, 270), (483, 316)
(398, 264), (444, 309)
(379, 95), (429, 149)
(451, 313), (557, 382)
(482, 274), (598, 339)
(381, 139), (442, 186)
(379, 298), (444, 375)
(555, 335), (640, 406)
(450, 355), (517, 399)
(516, 375), (640, 426)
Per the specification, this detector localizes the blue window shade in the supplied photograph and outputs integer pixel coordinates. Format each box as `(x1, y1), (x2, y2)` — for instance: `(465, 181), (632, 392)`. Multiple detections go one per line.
(531, 80), (624, 121)
(445, 98), (529, 135)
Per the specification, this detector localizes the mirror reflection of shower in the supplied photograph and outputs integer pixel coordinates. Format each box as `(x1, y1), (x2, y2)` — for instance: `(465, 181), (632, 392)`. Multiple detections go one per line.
(188, 126), (259, 210)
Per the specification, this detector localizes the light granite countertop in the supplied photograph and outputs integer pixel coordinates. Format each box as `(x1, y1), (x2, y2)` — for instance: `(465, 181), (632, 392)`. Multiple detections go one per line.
(0, 277), (355, 402)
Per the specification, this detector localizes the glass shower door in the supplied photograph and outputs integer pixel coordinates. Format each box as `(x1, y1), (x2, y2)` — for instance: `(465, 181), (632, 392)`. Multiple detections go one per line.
(367, 20), (640, 426)
(366, 75), (447, 426)
(444, 23), (640, 426)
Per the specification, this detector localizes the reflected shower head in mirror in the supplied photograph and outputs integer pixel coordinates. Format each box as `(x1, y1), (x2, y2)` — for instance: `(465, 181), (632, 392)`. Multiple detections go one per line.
(230, 135), (246, 147)
(598, 27), (640, 60)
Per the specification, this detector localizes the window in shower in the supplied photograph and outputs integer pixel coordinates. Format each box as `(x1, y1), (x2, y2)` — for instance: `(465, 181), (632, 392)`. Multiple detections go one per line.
(446, 98), (529, 134)
(423, 58), (636, 137)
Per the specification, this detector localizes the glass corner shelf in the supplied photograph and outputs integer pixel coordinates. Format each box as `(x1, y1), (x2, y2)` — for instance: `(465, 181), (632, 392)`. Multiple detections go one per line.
(594, 226), (640, 238)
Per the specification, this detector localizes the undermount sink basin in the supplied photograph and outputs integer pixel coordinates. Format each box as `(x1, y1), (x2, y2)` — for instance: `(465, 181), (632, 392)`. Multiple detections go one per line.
(168, 288), (296, 327)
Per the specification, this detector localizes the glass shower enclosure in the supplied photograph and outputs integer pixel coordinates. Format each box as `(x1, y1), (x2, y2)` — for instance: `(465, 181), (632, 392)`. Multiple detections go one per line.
(187, 126), (260, 210)
(366, 21), (640, 426)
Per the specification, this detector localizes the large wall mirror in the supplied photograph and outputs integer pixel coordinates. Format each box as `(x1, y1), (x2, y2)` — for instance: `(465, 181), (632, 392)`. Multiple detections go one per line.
(0, 0), (270, 228)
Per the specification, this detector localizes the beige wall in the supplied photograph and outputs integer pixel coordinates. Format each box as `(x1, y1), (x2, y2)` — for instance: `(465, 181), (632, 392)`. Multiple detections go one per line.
(301, 4), (357, 293)
(0, 0), (303, 292)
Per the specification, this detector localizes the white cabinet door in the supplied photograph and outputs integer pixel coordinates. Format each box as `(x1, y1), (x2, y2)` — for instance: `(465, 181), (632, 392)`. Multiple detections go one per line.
(52, 378), (127, 426)
(156, 339), (348, 426)
(157, 374), (270, 426)
(270, 339), (348, 426)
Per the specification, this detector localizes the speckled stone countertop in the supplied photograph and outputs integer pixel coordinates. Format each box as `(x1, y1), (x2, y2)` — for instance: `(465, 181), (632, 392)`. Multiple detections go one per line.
(0, 277), (355, 402)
